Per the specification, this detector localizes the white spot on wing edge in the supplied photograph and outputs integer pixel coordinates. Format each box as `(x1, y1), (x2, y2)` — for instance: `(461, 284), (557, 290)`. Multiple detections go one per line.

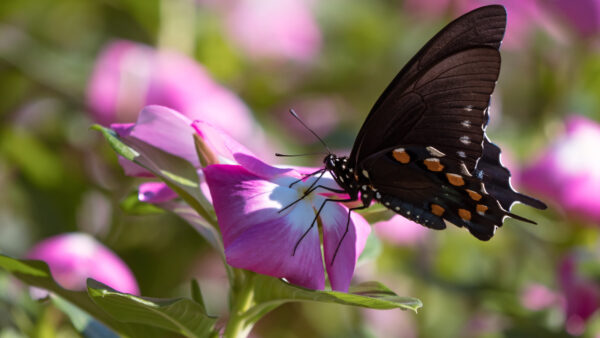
(460, 136), (470, 144)
(426, 146), (445, 157)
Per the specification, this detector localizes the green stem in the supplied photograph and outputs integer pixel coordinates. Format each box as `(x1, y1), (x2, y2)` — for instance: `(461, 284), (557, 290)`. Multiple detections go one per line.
(224, 271), (256, 338)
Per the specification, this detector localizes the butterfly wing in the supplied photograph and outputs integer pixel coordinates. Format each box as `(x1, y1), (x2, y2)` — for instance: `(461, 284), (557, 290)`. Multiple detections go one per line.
(347, 5), (546, 238)
(350, 5), (506, 171)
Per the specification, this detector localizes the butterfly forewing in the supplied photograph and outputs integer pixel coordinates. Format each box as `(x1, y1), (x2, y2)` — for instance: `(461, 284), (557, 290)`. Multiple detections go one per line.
(350, 5), (507, 168)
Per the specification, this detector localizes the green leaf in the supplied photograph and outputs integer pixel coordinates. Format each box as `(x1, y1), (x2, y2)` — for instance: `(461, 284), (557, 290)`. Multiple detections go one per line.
(243, 274), (422, 324)
(87, 279), (217, 338)
(51, 295), (118, 338)
(92, 125), (216, 229)
(0, 254), (162, 337)
(190, 279), (207, 313)
(0, 128), (63, 188)
(357, 203), (394, 223)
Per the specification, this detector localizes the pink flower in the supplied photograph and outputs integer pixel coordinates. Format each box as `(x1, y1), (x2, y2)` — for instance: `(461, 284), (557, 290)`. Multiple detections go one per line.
(224, 0), (322, 63)
(559, 255), (600, 336)
(203, 156), (371, 291)
(520, 255), (600, 336)
(374, 215), (428, 246)
(521, 116), (600, 224)
(26, 233), (139, 295)
(86, 40), (265, 149)
(112, 105), (253, 204)
(404, 1), (551, 49)
(460, 0), (548, 49)
(276, 97), (342, 145)
(521, 283), (561, 311)
(546, 0), (600, 38)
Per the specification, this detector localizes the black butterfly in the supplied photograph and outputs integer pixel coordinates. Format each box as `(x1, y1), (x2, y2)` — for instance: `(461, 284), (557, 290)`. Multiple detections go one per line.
(287, 5), (546, 257)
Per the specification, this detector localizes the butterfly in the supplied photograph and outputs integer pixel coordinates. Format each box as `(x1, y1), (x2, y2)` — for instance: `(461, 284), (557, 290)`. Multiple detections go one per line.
(289, 5), (546, 256)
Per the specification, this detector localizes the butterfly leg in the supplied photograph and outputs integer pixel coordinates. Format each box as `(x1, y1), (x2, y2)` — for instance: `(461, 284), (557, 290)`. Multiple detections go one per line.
(330, 202), (369, 265)
(292, 197), (355, 256)
(288, 168), (325, 188)
(279, 184), (347, 214)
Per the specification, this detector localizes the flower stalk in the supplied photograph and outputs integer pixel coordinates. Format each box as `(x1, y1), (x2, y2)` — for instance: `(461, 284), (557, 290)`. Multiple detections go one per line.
(224, 270), (256, 338)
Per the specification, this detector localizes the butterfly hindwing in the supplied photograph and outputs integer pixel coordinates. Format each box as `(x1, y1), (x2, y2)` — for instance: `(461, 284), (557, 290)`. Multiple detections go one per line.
(361, 145), (523, 239)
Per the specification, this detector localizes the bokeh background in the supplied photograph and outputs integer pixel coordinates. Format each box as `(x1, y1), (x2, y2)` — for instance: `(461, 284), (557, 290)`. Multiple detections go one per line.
(2, 0), (600, 336)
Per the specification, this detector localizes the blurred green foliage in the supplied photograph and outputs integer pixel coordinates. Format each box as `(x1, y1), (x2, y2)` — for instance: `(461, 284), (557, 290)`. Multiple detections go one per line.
(1, 0), (600, 337)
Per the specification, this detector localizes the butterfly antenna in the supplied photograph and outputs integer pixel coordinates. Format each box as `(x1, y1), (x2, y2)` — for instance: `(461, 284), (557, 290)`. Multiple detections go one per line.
(289, 109), (331, 154)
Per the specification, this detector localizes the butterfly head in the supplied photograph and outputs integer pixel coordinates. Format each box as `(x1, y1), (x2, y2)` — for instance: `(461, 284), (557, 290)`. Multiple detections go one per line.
(323, 154), (338, 171)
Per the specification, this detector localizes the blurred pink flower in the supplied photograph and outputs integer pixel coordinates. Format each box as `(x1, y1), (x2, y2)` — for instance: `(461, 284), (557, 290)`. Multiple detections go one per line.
(521, 283), (561, 311)
(559, 255), (600, 336)
(86, 40), (265, 149)
(404, 1), (552, 49)
(277, 97), (341, 144)
(374, 215), (428, 246)
(203, 156), (371, 291)
(26, 233), (139, 295)
(520, 255), (600, 336)
(521, 116), (600, 224)
(460, 0), (547, 49)
(225, 0), (322, 63)
(546, 0), (600, 38)
(403, 0), (458, 18)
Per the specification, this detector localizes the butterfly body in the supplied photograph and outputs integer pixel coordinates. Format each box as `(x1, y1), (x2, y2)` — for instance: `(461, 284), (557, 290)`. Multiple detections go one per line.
(317, 5), (547, 241)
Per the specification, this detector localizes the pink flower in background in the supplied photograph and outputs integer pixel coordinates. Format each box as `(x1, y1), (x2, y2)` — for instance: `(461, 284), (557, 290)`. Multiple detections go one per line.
(113, 105), (254, 204)
(521, 116), (600, 224)
(404, 0), (552, 49)
(519, 255), (600, 336)
(26, 233), (139, 295)
(546, 0), (600, 37)
(374, 215), (428, 246)
(403, 0), (457, 18)
(277, 97), (341, 145)
(460, 0), (548, 49)
(521, 283), (561, 311)
(225, 0), (322, 63)
(86, 40), (266, 149)
(204, 156), (371, 291)
(559, 255), (600, 336)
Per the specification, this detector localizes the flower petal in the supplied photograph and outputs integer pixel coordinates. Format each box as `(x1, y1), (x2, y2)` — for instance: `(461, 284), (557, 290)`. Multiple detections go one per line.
(226, 201), (325, 290)
(138, 182), (178, 203)
(233, 152), (293, 179)
(115, 105), (200, 167)
(191, 120), (255, 163)
(203, 164), (298, 246)
(204, 164), (324, 289)
(320, 203), (371, 291)
(26, 233), (139, 295)
(204, 165), (325, 289)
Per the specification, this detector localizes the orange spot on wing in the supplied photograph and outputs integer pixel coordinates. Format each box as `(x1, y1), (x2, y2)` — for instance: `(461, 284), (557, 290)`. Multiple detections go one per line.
(392, 148), (410, 164)
(476, 204), (488, 214)
(430, 204), (445, 216)
(458, 208), (472, 221)
(446, 173), (465, 186)
(466, 189), (482, 201)
(424, 158), (444, 172)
